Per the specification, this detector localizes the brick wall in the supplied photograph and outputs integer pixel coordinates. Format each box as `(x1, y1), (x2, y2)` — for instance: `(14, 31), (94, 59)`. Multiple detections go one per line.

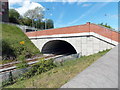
(90, 23), (120, 42)
(26, 22), (120, 42)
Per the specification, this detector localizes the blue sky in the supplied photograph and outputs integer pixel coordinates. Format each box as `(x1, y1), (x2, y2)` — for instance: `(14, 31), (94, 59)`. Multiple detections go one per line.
(9, 1), (118, 30)
(40, 2), (118, 30)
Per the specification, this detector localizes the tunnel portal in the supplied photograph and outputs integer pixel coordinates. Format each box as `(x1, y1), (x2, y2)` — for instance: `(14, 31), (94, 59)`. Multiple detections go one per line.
(41, 40), (77, 55)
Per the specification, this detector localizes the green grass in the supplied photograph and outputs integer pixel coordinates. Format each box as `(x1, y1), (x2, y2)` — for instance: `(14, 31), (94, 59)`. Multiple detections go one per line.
(5, 49), (110, 88)
(1, 23), (40, 62)
(0, 59), (13, 64)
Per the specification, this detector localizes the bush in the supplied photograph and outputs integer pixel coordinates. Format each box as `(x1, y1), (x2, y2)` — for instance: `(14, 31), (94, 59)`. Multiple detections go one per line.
(8, 71), (14, 84)
(2, 39), (16, 60)
(24, 59), (57, 78)
(16, 55), (29, 69)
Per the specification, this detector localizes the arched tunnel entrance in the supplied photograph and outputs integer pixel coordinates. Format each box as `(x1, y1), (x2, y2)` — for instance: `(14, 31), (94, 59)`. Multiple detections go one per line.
(41, 40), (77, 55)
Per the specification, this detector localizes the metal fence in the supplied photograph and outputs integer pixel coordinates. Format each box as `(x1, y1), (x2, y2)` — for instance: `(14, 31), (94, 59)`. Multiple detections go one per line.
(0, 22), (42, 33)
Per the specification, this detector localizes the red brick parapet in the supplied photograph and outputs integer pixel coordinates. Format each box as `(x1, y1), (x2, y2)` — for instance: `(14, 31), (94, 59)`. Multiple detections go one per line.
(26, 22), (120, 43)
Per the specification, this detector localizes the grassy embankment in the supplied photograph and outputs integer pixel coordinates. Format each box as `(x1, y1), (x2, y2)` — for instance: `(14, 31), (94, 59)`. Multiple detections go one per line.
(1, 23), (40, 64)
(6, 49), (110, 88)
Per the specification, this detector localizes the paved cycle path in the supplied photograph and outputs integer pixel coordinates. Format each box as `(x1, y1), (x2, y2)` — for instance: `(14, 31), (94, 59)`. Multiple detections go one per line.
(61, 44), (119, 88)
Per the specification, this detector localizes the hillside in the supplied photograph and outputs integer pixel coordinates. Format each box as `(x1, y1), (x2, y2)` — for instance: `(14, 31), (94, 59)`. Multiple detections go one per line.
(2, 23), (40, 61)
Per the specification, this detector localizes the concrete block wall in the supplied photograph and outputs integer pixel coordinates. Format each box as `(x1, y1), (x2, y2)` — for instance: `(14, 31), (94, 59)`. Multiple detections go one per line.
(30, 33), (115, 56)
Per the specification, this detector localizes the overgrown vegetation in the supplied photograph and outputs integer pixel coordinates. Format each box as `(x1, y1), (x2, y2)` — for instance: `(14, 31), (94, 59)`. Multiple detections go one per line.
(2, 23), (40, 62)
(2, 59), (57, 87)
(23, 59), (57, 79)
(16, 55), (28, 69)
(5, 49), (110, 88)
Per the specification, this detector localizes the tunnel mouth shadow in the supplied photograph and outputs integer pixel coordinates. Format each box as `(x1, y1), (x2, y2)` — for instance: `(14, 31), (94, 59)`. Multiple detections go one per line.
(41, 40), (77, 55)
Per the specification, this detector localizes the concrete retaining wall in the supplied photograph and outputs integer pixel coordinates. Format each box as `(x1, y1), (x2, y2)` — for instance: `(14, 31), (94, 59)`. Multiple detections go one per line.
(54, 53), (81, 64)
(30, 32), (116, 56)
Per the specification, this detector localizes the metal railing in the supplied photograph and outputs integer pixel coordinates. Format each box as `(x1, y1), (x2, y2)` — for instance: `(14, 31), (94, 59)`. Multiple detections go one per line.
(0, 22), (42, 32)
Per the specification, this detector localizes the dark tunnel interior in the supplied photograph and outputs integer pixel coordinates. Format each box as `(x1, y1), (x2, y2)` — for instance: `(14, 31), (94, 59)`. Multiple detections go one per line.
(41, 40), (77, 55)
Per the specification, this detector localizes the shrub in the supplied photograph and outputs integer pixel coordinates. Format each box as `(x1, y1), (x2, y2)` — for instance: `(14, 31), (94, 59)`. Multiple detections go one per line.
(8, 71), (14, 84)
(16, 55), (29, 69)
(2, 39), (16, 60)
(24, 59), (57, 78)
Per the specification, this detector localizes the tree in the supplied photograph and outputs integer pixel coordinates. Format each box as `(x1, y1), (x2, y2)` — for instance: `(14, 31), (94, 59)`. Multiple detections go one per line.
(46, 19), (54, 29)
(34, 19), (42, 29)
(24, 7), (44, 27)
(100, 23), (103, 25)
(23, 7), (54, 30)
(98, 23), (112, 29)
(19, 17), (32, 26)
(105, 23), (107, 27)
(9, 9), (20, 24)
(40, 21), (45, 30)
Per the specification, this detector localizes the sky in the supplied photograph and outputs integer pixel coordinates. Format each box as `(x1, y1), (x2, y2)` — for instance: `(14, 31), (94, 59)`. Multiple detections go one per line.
(9, 0), (118, 31)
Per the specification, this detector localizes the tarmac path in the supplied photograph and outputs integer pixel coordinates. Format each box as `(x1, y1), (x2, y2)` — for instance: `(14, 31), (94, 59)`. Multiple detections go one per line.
(61, 44), (119, 88)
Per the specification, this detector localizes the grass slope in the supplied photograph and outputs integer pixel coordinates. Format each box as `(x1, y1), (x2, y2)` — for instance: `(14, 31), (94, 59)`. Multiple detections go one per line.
(6, 49), (110, 88)
(2, 23), (40, 62)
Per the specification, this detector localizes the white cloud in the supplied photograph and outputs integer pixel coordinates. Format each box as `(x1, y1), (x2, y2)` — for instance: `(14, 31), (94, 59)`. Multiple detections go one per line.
(77, 2), (82, 5)
(110, 14), (118, 19)
(82, 3), (91, 7)
(9, 0), (24, 5)
(9, 0), (44, 15)
(16, 2), (44, 16)
(31, 0), (88, 2)
(32, 0), (118, 2)
(40, 0), (56, 2)
(65, 0), (77, 2)
(9, 0), (44, 16)
(50, 13), (53, 16)
(62, 0), (86, 4)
